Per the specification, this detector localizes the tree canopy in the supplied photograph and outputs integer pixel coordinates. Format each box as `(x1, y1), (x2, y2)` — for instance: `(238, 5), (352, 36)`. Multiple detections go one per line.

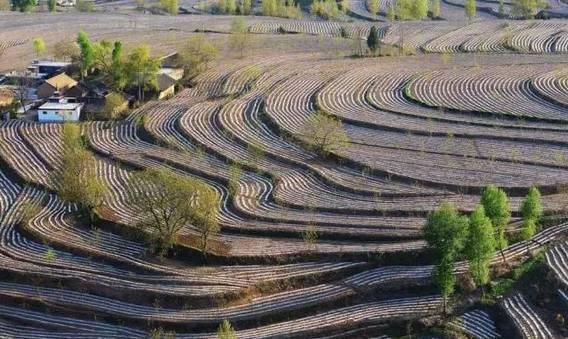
(367, 26), (380, 53)
(465, 205), (495, 288)
(481, 185), (510, 252)
(11, 0), (36, 12)
(300, 111), (350, 156)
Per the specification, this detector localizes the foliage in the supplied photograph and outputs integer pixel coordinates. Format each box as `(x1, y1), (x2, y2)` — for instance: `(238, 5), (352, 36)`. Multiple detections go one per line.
(411, 0), (428, 19)
(124, 44), (160, 101)
(77, 31), (94, 78)
(520, 218), (537, 240)
(160, 0), (178, 14)
(465, 0), (476, 20)
(367, 26), (380, 54)
(431, 0), (440, 18)
(481, 185), (510, 252)
(228, 164), (242, 196)
(127, 168), (206, 256)
(424, 203), (468, 311)
(0, 0), (10, 10)
(300, 111), (350, 156)
(178, 34), (219, 80)
(394, 0), (414, 20)
(47, 0), (55, 11)
(302, 224), (319, 248)
(193, 184), (220, 255)
(53, 40), (80, 62)
(465, 205), (495, 288)
(44, 247), (57, 262)
(11, 0), (36, 12)
(424, 203), (469, 260)
(521, 187), (542, 222)
(262, 0), (301, 18)
(310, 0), (341, 19)
(367, 0), (378, 15)
(32, 38), (46, 58)
(102, 92), (127, 120)
(76, 0), (93, 11)
(511, 0), (545, 18)
(217, 320), (237, 339)
(149, 328), (176, 339)
(386, 2), (395, 20)
(498, 0), (504, 16)
(229, 17), (251, 58)
(56, 123), (107, 225)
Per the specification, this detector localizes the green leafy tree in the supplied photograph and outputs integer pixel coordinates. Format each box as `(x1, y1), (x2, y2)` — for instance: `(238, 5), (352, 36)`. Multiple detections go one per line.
(160, 0), (178, 13)
(411, 0), (428, 19)
(178, 34), (219, 80)
(367, 0), (378, 15)
(217, 320), (237, 339)
(511, 0), (544, 18)
(111, 41), (126, 90)
(56, 124), (107, 225)
(498, 0), (504, 16)
(395, 0), (413, 20)
(367, 26), (380, 54)
(47, 0), (55, 11)
(434, 256), (456, 313)
(520, 187), (542, 240)
(102, 92), (127, 120)
(386, 2), (395, 20)
(302, 224), (319, 249)
(225, 0), (236, 13)
(124, 44), (160, 101)
(32, 38), (46, 58)
(424, 203), (469, 313)
(127, 168), (204, 256)
(521, 187), (542, 222)
(431, 0), (440, 17)
(465, 205), (495, 290)
(465, 0), (476, 21)
(77, 31), (94, 78)
(300, 111), (350, 156)
(240, 0), (251, 14)
(11, 0), (36, 11)
(229, 17), (250, 58)
(193, 184), (220, 256)
(481, 185), (510, 261)
(76, 0), (93, 12)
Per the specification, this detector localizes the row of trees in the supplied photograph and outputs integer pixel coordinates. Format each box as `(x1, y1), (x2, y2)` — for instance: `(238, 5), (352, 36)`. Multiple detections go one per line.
(214, 0), (251, 15)
(55, 125), (222, 258)
(262, 0), (302, 18)
(310, 0), (348, 19)
(426, 185), (543, 312)
(368, 0), (433, 20)
(76, 31), (161, 102)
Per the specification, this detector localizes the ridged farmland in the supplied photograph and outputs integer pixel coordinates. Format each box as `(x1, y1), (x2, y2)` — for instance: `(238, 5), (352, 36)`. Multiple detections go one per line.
(1, 4), (568, 338)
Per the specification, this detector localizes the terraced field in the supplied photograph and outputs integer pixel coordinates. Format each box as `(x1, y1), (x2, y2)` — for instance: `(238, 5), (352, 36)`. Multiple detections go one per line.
(1, 7), (568, 339)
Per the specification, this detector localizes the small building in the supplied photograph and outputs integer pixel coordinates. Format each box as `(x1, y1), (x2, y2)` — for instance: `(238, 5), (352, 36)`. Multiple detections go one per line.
(157, 73), (177, 100)
(28, 60), (72, 78)
(37, 73), (83, 100)
(38, 93), (83, 122)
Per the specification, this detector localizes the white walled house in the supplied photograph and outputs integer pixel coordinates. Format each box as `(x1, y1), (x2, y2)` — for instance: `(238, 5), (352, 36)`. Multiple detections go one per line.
(38, 95), (83, 122)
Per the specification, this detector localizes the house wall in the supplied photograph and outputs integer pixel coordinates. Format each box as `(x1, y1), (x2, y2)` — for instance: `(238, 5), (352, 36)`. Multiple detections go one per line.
(158, 85), (175, 100)
(38, 107), (81, 122)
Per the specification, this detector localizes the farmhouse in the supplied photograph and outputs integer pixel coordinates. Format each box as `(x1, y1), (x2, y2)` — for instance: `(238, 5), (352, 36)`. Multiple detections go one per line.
(27, 60), (71, 78)
(37, 73), (83, 100)
(37, 93), (83, 122)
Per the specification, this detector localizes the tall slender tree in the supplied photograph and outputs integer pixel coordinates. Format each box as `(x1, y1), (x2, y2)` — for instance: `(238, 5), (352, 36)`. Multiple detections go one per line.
(520, 186), (542, 240)
(465, 0), (476, 21)
(367, 26), (380, 54)
(424, 203), (469, 313)
(481, 185), (510, 263)
(465, 205), (495, 291)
